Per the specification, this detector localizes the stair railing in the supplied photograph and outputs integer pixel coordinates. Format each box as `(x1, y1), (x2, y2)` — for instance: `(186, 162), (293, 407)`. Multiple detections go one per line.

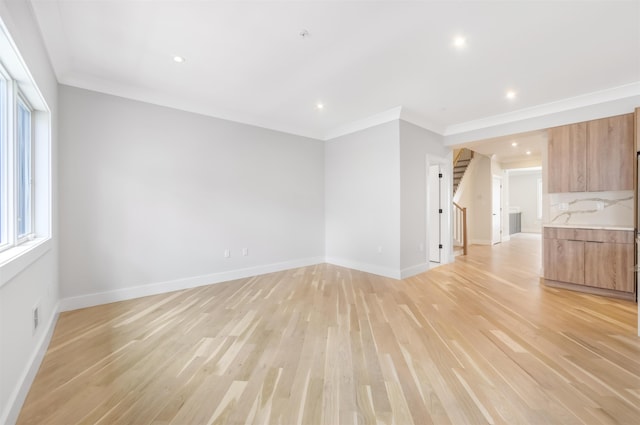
(453, 202), (467, 255)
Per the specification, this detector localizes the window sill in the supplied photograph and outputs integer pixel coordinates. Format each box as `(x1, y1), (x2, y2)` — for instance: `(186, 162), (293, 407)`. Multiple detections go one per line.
(0, 238), (52, 289)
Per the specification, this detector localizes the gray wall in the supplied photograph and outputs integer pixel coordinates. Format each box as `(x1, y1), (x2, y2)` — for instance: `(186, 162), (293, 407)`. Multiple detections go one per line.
(59, 86), (325, 301)
(399, 120), (450, 271)
(0, 1), (59, 423)
(325, 121), (401, 277)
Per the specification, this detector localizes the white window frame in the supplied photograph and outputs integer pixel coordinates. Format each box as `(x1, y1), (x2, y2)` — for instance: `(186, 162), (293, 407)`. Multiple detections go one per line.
(0, 63), (10, 252)
(16, 91), (34, 242)
(0, 61), (35, 254)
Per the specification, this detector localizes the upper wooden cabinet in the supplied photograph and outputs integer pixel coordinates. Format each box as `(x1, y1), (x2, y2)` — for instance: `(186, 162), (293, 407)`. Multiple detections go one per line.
(587, 114), (634, 191)
(547, 113), (634, 193)
(548, 122), (587, 193)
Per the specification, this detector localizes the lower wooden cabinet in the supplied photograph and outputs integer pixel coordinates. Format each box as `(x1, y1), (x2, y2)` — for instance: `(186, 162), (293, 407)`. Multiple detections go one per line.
(584, 242), (634, 292)
(543, 238), (584, 284)
(543, 227), (635, 298)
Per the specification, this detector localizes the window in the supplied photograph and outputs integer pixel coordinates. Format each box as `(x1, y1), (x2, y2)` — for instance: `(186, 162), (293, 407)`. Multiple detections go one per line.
(0, 63), (37, 253)
(17, 97), (32, 238)
(0, 73), (7, 247)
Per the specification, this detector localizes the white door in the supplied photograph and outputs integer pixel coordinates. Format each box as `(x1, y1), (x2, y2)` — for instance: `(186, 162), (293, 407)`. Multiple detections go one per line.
(492, 177), (502, 244)
(428, 164), (442, 262)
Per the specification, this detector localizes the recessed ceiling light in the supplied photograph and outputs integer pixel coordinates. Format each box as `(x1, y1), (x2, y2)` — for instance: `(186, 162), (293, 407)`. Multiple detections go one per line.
(453, 36), (466, 48)
(526, 150), (532, 155)
(173, 56), (185, 63)
(316, 103), (324, 110)
(511, 142), (518, 147)
(506, 90), (517, 100)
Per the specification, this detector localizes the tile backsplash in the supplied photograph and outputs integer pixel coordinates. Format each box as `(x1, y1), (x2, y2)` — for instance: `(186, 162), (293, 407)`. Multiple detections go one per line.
(548, 191), (634, 226)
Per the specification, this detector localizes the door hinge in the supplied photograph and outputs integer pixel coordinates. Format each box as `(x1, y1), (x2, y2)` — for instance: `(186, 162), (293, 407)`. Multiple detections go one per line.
(439, 208), (443, 213)
(438, 173), (443, 178)
(439, 244), (443, 249)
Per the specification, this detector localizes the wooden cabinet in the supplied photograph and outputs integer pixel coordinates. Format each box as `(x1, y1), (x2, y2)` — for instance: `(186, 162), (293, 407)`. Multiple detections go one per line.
(543, 227), (635, 298)
(548, 122), (587, 193)
(544, 238), (584, 284)
(584, 242), (634, 292)
(587, 114), (634, 191)
(635, 107), (640, 153)
(547, 113), (634, 193)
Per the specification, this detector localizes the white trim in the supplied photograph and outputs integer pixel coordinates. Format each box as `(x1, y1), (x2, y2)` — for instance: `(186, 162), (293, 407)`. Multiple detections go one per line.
(325, 257), (401, 280)
(399, 108), (446, 136)
(0, 237), (51, 288)
(444, 82), (640, 136)
(400, 263), (431, 279)
(521, 228), (542, 234)
(1, 302), (59, 425)
(59, 257), (325, 312)
(470, 239), (492, 245)
(323, 106), (402, 141)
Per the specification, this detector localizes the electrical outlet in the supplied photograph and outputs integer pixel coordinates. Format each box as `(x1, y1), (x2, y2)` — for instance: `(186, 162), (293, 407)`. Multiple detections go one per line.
(596, 201), (605, 211)
(419, 243), (424, 252)
(224, 249), (230, 258)
(32, 304), (40, 332)
(377, 246), (383, 254)
(558, 202), (569, 211)
(242, 248), (248, 256)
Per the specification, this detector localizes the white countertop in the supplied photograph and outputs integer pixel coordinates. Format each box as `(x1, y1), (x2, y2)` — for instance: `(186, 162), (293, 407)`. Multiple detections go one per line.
(543, 223), (635, 231)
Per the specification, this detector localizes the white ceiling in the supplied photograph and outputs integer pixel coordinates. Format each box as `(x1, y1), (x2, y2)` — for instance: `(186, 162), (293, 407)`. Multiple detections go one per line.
(465, 129), (546, 164)
(30, 0), (640, 140)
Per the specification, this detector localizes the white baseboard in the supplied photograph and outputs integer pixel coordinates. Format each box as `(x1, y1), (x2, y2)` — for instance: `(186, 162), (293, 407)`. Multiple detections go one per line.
(325, 257), (401, 280)
(470, 239), (492, 245)
(2, 302), (59, 425)
(400, 263), (431, 279)
(521, 228), (542, 234)
(59, 257), (325, 312)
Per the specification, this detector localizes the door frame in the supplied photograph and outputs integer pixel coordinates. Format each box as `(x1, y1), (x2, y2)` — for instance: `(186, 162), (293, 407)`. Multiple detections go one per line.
(426, 154), (452, 265)
(491, 175), (503, 245)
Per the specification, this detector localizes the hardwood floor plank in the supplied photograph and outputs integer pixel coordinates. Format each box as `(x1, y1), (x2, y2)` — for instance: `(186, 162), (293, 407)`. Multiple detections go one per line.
(16, 235), (640, 424)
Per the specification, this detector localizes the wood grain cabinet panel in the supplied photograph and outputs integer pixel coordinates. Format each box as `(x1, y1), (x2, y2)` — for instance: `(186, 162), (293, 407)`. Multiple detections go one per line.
(547, 114), (633, 193)
(543, 238), (584, 284)
(587, 114), (634, 191)
(584, 242), (634, 292)
(544, 227), (635, 296)
(548, 123), (587, 193)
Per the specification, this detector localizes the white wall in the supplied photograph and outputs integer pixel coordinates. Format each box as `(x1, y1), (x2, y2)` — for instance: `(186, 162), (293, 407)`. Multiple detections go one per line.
(59, 86), (325, 306)
(509, 171), (542, 233)
(455, 154), (493, 245)
(325, 121), (401, 278)
(399, 120), (450, 274)
(0, 1), (59, 424)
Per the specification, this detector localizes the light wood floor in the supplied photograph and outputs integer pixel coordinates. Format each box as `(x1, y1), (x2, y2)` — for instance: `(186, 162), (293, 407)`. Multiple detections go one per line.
(18, 234), (640, 424)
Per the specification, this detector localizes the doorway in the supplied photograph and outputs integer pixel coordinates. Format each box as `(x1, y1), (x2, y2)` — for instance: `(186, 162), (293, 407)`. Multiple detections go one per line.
(428, 163), (445, 262)
(492, 176), (502, 244)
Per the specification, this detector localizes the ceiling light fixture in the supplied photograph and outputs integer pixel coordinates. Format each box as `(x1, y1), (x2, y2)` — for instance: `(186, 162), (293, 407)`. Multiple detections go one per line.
(506, 90), (517, 99)
(526, 150), (532, 155)
(316, 103), (324, 110)
(173, 55), (185, 63)
(453, 36), (466, 48)
(511, 142), (518, 147)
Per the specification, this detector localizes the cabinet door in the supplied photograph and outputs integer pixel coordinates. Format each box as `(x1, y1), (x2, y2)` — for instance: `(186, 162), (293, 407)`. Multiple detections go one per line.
(584, 242), (634, 292)
(548, 123), (587, 193)
(587, 114), (634, 191)
(544, 239), (584, 284)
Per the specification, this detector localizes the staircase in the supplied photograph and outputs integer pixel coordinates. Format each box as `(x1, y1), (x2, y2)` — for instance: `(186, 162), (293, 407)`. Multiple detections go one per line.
(453, 148), (474, 194)
(452, 148), (474, 256)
